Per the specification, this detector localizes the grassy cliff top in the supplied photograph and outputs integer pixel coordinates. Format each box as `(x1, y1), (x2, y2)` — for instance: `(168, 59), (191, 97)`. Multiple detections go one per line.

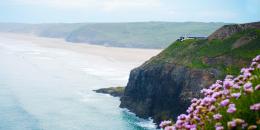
(145, 24), (260, 77)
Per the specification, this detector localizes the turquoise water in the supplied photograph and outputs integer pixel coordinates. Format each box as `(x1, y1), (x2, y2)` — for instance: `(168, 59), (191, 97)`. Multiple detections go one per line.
(0, 36), (157, 130)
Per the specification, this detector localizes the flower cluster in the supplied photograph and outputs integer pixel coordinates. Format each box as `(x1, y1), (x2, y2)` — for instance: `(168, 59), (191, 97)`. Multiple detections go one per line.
(160, 55), (260, 130)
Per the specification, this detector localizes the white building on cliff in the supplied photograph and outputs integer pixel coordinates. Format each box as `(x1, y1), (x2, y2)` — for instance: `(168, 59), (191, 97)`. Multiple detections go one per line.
(177, 34), (207, 41)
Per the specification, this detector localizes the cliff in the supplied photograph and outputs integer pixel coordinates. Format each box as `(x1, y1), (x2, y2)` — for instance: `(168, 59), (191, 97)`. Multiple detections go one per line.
(120, 22), (260, 125)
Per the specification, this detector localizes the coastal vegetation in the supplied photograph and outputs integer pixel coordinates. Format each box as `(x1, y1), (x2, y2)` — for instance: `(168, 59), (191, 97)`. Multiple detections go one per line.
(160, 55), (260, 130)
(150, 28), (260, 76)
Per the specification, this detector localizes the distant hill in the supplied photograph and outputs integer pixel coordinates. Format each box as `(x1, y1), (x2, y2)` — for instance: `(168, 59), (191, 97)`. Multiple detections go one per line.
(0, 22), (226, 48)
(120, 22), (260, 125)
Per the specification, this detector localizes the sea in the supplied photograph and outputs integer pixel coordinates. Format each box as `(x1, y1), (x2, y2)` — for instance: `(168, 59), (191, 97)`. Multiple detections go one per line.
(0, 35), (157, 130)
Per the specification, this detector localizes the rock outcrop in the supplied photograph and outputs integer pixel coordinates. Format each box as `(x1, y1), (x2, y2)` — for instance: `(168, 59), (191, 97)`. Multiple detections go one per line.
(120, 22), (260, 125)
(208, 22), (260, 40)
(94, 87), (124, 97)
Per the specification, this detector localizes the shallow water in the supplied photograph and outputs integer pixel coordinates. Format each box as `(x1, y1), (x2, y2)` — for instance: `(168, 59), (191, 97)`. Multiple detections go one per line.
(0, 36), (157, 130)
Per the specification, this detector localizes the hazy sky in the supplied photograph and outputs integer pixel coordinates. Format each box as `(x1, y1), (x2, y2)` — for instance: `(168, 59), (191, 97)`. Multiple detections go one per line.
(0, 0), (259, 23)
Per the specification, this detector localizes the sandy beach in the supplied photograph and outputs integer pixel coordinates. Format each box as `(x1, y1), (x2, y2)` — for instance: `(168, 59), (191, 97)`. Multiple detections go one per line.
(0, 32), (161, 64)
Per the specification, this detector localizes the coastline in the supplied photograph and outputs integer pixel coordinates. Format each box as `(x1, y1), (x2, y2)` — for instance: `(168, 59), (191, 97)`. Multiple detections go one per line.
(0, 32), (161, 63)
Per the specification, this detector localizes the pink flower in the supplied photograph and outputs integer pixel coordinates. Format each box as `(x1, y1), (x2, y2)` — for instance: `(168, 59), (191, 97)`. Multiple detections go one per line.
(216, 80), (223, 85)
(194, 116), (201, 121)
(244, 87), (254, 94)
(222, 89), (230, 95)
(201, 89), (214, 96)
(220, 99), (229, 106)
(186, 106), (193, 113)
(227, 103), (237, 113)
(185, 124), (196, 129)
(223, 80), (234, 89)
(165, 125), (176, 130)
(177, 114), (187, 120)
(244, 82), (254, 93)
(212, 92), (222, 98)
(229, 103), (235, 107)
(253, 55), (260, 62)
(215, 123), (223, 129)
(175, 120), (184, 129)
(228, 120), (236, 128)
(160, 120), (172, 128)
(215, 126), (224, 130)
(210, 83), (222, 90)
(227, 106), (236, 113)
(232, 84), (241, 89)
(193, 109), (199, 114)
(251, 62), (258, 67)
(241, 68), (254, 74)
(255, 85), (260, 90)
(241, 68), (254, 79)
(250, 103), (260, 111)
(201, 97), (216, 106)
(227, 104), (236, 113)
(244, 72), (252, 79)
(244, 82), (252, 89)
(209, 105), (216, 112)
(191, 98), (198, 103)
(231, 93), (241, 99)
(213, 113), (222, 120)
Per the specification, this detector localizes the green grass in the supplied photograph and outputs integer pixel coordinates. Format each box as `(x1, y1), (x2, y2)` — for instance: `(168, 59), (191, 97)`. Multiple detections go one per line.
(147, 28), (260, 78)
(189, 59), (210, 69)
(223, 65), (241, 75)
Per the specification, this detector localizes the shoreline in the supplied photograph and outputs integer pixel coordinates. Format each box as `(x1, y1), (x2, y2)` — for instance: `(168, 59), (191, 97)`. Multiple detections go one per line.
(0, 32), (161, 60)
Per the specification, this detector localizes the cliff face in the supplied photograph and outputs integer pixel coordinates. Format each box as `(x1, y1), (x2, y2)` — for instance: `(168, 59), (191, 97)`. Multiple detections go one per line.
(120, 64), (217, 123)
(120, 22), (260, 125)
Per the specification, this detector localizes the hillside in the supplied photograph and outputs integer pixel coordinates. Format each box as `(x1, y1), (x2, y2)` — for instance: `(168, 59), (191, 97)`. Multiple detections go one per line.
(120, 22), (260, 125)
(0, 22), (225, 48)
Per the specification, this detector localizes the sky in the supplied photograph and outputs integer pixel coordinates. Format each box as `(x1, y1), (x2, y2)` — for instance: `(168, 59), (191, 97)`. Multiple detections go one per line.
(0, 0), (259, 23)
